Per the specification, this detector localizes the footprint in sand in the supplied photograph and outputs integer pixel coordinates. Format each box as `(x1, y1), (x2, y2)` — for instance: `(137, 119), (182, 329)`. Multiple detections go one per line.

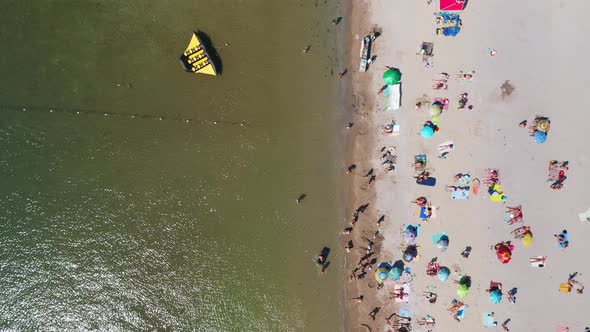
(500, 80), (515, 99)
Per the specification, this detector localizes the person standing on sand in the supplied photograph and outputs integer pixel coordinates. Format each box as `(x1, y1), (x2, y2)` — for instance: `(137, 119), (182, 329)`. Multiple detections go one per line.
(339, 69), (348, 78)
(346, 164), (357, 173)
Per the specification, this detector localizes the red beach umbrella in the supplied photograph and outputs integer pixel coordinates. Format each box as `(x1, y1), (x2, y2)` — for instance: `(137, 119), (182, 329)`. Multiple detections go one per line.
(496, 245), (512, 264)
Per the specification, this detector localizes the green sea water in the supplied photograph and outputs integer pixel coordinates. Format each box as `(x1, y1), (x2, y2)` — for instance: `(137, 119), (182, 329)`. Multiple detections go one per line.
(0, 1), (344, 330)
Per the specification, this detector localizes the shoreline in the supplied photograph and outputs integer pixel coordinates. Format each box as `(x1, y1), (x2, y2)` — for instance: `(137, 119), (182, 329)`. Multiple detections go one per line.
(342, 0), (384, 330)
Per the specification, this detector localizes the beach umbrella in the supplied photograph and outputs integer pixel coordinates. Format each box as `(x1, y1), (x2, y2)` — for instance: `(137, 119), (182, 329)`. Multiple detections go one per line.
(537, 119), (550, 132)
(496, 245), (512, 264)
(438, 267), (450, 282)
(489, 289), (502, 303)
(421, 125), (435, 138)
(382, 68), (401, 85)
(430, 102), (443, 117)
(437, 236), (449, 251)
(403, 245), (418, 262)
(522, 233), (533, 247)
(533, 130), (547, 144)
(403, 225), (418, 243)
(388, 267), (402, 281)
(378, 262), (392, 270)
(457, 284), (469, 298)
(459, 275), (472, 287)
(375, 268), (389, 282)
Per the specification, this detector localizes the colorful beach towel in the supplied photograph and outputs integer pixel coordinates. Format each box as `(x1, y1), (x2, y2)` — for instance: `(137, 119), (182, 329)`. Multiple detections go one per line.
(482, 312), (497, 328)
(451, 187), (470, 200)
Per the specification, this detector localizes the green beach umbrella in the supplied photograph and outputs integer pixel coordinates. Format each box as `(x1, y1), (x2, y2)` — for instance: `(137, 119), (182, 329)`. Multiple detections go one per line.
(457, 284), (469, 298)
(382, 68), (401, 85)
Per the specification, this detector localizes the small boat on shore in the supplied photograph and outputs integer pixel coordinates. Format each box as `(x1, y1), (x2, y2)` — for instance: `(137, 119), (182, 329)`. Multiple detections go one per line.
(359, 33), (376, 72)
(179, 32), (218, 76)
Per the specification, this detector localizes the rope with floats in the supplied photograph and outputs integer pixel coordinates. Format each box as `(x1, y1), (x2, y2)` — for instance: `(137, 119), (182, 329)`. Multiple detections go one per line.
(0, 105), (250, 127)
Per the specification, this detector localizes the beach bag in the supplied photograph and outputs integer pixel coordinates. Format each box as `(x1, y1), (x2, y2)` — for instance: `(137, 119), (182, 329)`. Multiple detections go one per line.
(559, 283), (572, 293)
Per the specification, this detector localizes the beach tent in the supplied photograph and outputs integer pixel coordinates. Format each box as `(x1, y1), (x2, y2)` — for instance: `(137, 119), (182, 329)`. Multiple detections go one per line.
(375, 268), (389, 282)
(382, 68), (401, 85)
(440, 0), (466, 11)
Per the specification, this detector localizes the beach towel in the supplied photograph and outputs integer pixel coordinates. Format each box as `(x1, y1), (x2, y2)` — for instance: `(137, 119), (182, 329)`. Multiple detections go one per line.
(417, 177), (437, 186)
(386, 83), (401, 111)
(471, 178), (480, 195)
(457, 174), (471, 186)
(394, 284), (410, 303)
(482, 312), (497, 328)
(455, 304), (468, 321)
(418, 206), (437, 219)
(485, 168), (501, 185)
(399, 308), (411, 318)
(578, 208), (590, 222)
(451, 187), (470, 200)
(530, 256), (547, 268)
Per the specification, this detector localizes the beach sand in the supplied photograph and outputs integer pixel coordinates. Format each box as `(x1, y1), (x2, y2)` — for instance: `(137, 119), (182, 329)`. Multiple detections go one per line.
(345, 0), (590, 331)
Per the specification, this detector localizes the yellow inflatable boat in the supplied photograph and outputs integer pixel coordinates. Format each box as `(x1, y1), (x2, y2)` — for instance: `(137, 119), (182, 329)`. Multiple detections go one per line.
(179, 32), (218, 76)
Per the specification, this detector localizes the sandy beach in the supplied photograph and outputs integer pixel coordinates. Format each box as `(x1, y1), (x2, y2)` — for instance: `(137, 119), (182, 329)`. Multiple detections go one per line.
(344, 0), (590, 331)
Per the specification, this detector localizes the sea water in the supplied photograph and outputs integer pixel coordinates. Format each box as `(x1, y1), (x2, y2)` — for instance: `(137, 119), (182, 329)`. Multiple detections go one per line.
(0, 1), (344, 330)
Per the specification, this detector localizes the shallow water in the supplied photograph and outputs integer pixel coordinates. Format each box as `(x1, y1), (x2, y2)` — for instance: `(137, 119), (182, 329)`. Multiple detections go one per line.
(0, 1), (344, 330)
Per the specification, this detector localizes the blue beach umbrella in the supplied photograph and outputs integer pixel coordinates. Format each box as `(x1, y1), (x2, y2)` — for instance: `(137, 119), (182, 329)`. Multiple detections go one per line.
(533, 130), (547, 144)
(378, 262), (392, 270)
(489, 289), (502, 303)
(438, 267), (450, 282)
(388, 267), (402, 281)
(421, 125), (435, 138)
